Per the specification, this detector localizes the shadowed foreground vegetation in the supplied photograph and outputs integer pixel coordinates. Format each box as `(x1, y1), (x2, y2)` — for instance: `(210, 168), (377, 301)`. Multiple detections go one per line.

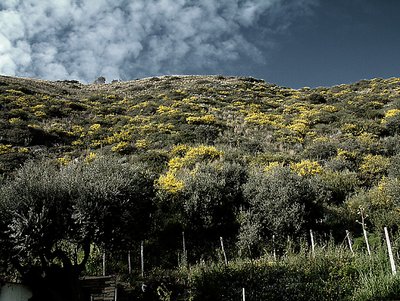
(1, 75), (400, 300)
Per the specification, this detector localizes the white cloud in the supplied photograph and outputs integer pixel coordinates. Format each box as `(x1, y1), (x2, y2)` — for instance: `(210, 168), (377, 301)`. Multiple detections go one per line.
(0, 0), (316, 82)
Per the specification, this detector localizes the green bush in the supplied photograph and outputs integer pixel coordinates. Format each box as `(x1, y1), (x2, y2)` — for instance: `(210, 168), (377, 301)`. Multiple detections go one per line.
(239, 166), (321, 256)
(187, 252), (356, 301)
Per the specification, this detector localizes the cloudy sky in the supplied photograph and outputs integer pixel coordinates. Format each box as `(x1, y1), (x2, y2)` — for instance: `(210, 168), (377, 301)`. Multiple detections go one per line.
(0, 0), (399, 88)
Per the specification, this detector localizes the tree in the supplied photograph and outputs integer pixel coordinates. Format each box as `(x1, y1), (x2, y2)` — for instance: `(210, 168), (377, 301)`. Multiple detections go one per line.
(154, 150), (246, 264)
(238, 166), (320, 257)
(0, 160), (85, 301)
(0, 156), (155, 301)
(93, 76), (106, 84)
(180, 161), (247, 256)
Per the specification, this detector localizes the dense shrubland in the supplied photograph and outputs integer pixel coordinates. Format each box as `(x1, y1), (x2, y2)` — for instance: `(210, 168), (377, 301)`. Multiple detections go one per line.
(1, 75), (400, 300)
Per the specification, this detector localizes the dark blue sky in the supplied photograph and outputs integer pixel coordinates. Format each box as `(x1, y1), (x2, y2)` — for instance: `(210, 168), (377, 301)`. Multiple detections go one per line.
(251, 0), (400, 87)
(0, 0), (399, 88)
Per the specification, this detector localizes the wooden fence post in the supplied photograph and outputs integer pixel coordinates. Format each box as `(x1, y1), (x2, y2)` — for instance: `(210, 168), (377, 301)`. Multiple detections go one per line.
(182, 231), (187, 266)
(141, 241), (144, 277)
(363, 228), (371, 256)
(384, 227), (397, 275)
(102, 252), (106, 276)
(345, 230), (354, 256)
(128, 250), (132, 274)
(220, 237), (228, 265)
(310, 230), (315, 258)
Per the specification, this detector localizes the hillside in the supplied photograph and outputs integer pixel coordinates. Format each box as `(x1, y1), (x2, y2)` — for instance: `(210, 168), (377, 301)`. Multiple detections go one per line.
(1, 74), (399, 172)
(2, 74), (400, 226)
(1, 75), (400, 300)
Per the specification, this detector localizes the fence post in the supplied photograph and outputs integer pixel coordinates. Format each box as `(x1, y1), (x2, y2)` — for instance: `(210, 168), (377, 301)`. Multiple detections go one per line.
(182, 231), (187, 267)
(363, 228), (371, 256)
(128, 250), (132, 274)
(242, 287), (246, 301)
(310, 229), (315, 258)
(102, 252), (106, 276)
(384, 227), (397, 275)
(345, 230), (354, 256)
(220, 237), (228, 265)
(141, 241), (144, 277)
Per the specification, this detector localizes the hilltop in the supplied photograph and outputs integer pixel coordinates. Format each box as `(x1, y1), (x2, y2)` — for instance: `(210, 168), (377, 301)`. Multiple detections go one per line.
(1, 74), (399, 174)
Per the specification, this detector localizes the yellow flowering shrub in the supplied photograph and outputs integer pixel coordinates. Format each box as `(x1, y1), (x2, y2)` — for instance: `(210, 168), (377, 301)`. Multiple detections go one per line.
(169, 145), (188, 158)
(312, 137), (330, 143)
(245, 112), (284, 127)
(379, 107), (400, 134)
(356, 132), (378, 151)
(157, 172), (184, 194)
(0, 144), (13, 155)
(182, 145), (223, 167)
(32, 104), (45, 111)
(72, 139), (84, 146)
(218, 90), (230, 96)
(8, 94), (21, 103)
(127, 101), (150, 112)
(248, 104), (261, 112)
(90, 140), (102, 148)
(157, 123), (175, 133)
(186, 114), (216, 125)
(264, 161), (284, 172)
(288, 120), (308, 135)
(69, 125), (84, 136)
(87, 124), (102, 137)
(283, 103), (310, 114)
(56, 156), (71, 166)
(89, 123), (101, 132)
(158, 145), (223, 194)
(85, 152), (97, 163)
(174, 89), (186, 95)
(157, 105), (179, 115)
(6, 89), (24, 95)
(34, 111), (46, 118)
(135, 139), (148, 149)
(17, 147), (29, 153)
(375, 177), (393, 206)
(337, 148), (358, 161)
(9, 118), (23, 125)
(111, 141), (130, 153)
(341, 123), (360, 135)
(104, 129), (133, 145)
(275, 129), (304, 144)
(232, 101), (246, 107)
(168, 157), (185, 172)
(384, 109), (400, 119)
(322, 105), (338, 113)
(291, 160), (323, 176)
(359, 154), (390, 175)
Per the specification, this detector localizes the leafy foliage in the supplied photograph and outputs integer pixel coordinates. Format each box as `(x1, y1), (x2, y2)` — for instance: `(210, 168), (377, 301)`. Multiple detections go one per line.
(239, 166), (321, 255)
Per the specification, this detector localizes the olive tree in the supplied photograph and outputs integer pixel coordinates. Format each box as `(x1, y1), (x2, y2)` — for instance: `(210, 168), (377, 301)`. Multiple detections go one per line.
(181, 161), (246, 247)
(0, 156), (155, 301)
(238, 166), (320, 257)
(153, 159), (247, 262)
